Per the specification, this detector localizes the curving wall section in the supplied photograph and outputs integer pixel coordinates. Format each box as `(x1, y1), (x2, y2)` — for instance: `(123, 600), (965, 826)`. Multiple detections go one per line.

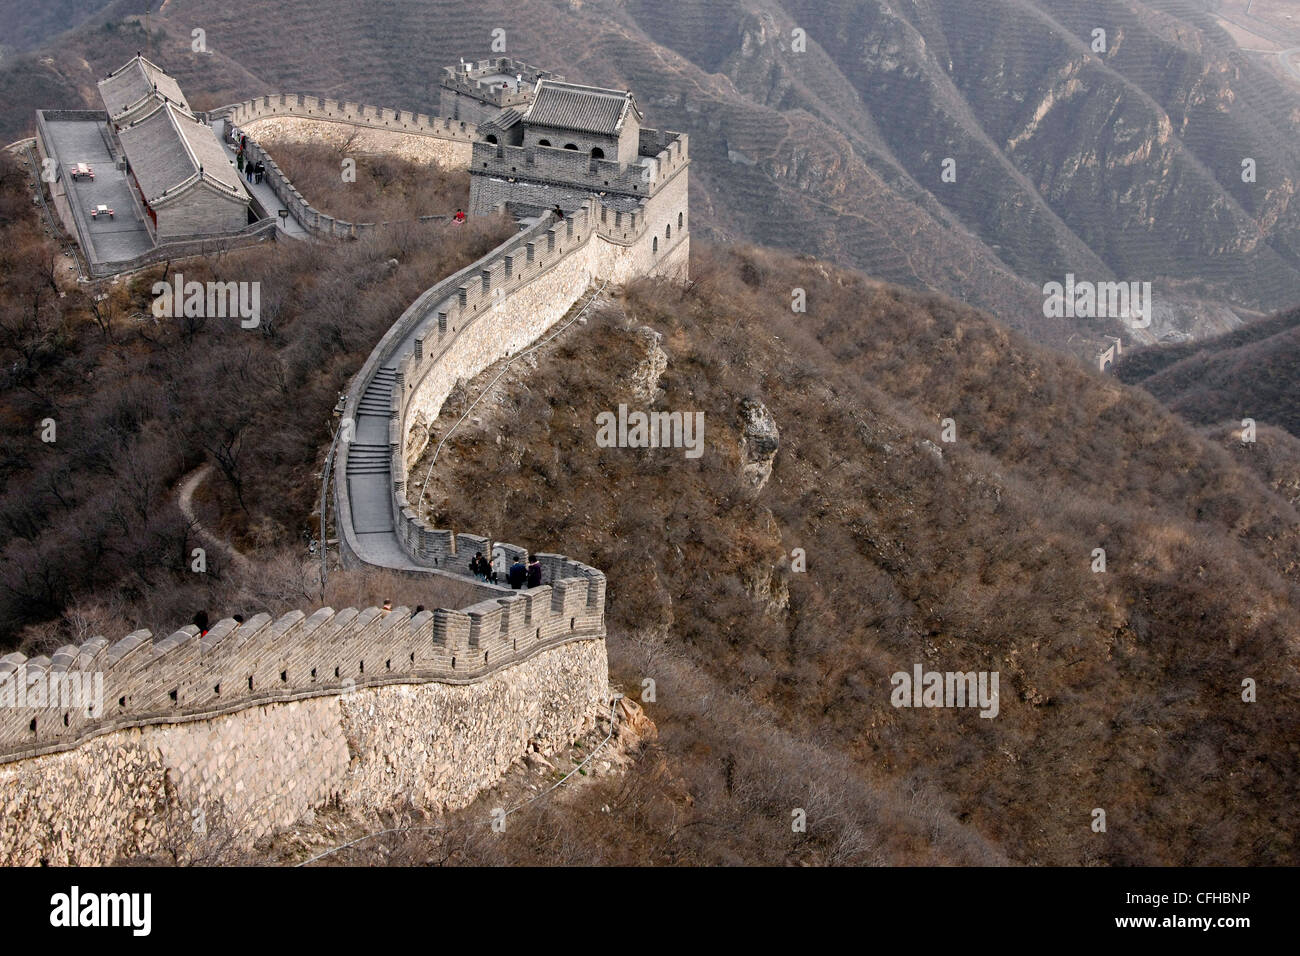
(333, 195), (689, 580)
(0, 87), (689, 863)
(215, 93), (478, 142)
(208, 94), (476, 239)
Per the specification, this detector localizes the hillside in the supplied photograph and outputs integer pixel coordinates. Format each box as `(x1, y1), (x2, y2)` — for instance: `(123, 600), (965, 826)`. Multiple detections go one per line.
(1116, 306), (1300, 438)
(4, 0), (1299, 357)
(0, 148), (514, 649)
(403, 244), (1300, 866)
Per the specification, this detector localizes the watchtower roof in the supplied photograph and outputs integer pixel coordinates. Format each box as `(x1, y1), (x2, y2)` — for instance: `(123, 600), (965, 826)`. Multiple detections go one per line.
(482, 106), (524, 132)
(98, 54), (190, 121)
(524, 80), (641, 136)
(118, 101), (246, 204)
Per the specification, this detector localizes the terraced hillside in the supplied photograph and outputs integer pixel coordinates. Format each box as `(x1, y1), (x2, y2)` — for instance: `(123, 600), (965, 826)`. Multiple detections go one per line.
(1117, 305), (1300, 437)
(406, 245), (1300, 865)
(4, 0), (1298, 357)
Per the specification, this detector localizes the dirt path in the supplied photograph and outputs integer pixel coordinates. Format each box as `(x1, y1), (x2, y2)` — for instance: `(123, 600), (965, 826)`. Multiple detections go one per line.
(178, 464), (251, 570)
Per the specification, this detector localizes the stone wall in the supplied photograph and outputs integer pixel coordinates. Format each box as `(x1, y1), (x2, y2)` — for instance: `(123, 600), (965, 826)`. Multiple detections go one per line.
(154, 182), (250, 240)
(208, 95), (474, 239)
(241, 115), (472, 170)
(217, 94), (477, 145)
(0, 638), (606, 864)
(0, 78), (690, 863)
(468, 127), (688, 214)
(333, 191), (689, 578)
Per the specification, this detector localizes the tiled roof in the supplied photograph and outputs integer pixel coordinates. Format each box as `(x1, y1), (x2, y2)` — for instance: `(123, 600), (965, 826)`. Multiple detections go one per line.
(118, 103), (247, 205)
(524, 80), (640, 136)
(98, 55), (190, 121)
(481, 107), (524, 132)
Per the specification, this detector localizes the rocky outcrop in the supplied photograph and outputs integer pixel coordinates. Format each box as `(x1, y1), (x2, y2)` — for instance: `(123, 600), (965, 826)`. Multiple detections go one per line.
(738, 397), (779, 492)
(628, 326), (668, 404)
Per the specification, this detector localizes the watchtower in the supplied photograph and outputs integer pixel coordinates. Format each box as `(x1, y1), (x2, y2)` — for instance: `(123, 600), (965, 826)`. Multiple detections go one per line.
(439, 57), (560, 127)
(468, 78), (688, 222)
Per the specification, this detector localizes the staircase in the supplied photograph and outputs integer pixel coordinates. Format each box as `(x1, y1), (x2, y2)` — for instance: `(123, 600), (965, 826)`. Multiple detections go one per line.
(346, 367), (398, 534)
(356, 367), (396, 418)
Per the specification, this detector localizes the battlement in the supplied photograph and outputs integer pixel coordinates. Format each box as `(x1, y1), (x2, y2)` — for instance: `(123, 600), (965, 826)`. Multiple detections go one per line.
(213, 93), (478, 143)
(469, 128), (688, 202)
(237, 137), (455, 239)
(440, 58), (559, 110)
(0, 551), (605, 764)
(334, 193), (686, 582)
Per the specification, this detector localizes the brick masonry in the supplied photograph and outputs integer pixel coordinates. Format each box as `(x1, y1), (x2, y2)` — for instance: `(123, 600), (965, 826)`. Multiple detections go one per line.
(0, 638), (606, 864)
(0, 71), (690, 863)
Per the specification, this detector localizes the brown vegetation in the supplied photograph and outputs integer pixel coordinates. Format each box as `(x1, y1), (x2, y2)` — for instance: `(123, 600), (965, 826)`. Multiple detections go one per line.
(408, 244), (1300, 865)
(266, 141), (471, 224)
(0, 149), (514, 650)
(1117, 308), (1300, 439)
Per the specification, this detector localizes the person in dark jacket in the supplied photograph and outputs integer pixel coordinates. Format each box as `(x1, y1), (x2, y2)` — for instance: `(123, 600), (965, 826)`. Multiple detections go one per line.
(526, 554), (542, 589)
(507, 558), (527, 590)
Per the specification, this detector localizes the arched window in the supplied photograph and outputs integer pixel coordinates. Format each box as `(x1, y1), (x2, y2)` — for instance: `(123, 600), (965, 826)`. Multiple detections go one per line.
(591, 147), (605, 159)
(666, 224), (671, 239)
(538, 138), (551, 147)
(653, 237), (659, 252)
(564, 143), (578, 150)
(678, 211), (684, 229)
(485, 134), (498, 144)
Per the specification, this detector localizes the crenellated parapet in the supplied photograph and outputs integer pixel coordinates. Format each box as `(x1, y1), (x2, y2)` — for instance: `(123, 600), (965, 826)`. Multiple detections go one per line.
(469, 129), (688, 211)
(0, 556), (605, 765)
(234, 137), (453, 239)
(211, 93), (478, 142)
(439, 58), (560, 124)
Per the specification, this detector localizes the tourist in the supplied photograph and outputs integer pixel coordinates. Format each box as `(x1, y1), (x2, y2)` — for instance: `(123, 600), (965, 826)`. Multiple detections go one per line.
(552, 204), (564, 220)
(453, 209), (466, 224)
(381, 599), (393, 616)
(507, 558), (527, 590)
(471, 551), (489, 580)
(526, 554), (542, 589)
(192, 610), (209, 637)
(256, 161), (266, 184)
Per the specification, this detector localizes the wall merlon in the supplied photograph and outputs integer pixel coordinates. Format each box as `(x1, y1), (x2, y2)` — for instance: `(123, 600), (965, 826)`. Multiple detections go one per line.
(231, 612), (273, 652)
(107, 630), (151, 668)
(73, 638), (109, 673)
(49, 646), (79, 673)
(431, 607), (471, 656)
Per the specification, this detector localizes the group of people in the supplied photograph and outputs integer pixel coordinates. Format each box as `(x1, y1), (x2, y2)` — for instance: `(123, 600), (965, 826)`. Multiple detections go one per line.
(230, 129), (266, 185)
(240, 156), (266, 185)
(470, 551), (543, 590)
